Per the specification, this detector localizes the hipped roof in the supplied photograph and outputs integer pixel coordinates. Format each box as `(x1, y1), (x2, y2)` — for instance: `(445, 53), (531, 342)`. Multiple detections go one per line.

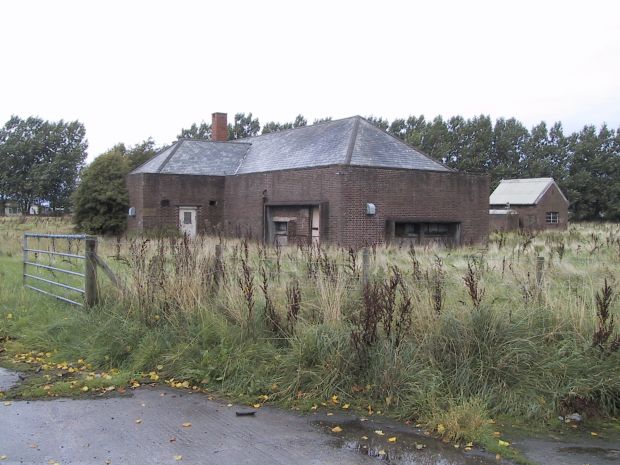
(131, 116), (450, 176)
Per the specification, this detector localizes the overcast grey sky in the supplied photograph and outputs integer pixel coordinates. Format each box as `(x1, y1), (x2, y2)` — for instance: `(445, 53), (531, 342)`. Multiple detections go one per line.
(1, 0), (619, 160)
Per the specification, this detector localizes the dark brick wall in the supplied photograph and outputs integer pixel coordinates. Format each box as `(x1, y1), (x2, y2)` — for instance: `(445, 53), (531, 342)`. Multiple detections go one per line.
(128, 165), (490, 247)
(339, 166), (489, 247)
(127, 173), (225, 234)
(223, 166), (343, 242)
(490, 212), (519, 232)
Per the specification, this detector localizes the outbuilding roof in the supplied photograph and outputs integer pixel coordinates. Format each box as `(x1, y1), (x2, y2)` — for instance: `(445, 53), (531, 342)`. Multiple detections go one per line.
(489, 178), (569, 206)
(131, 116), (450, 176)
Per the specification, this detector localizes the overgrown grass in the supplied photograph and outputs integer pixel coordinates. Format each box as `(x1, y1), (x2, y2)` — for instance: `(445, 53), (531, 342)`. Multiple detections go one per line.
(1, 217), (619, 454)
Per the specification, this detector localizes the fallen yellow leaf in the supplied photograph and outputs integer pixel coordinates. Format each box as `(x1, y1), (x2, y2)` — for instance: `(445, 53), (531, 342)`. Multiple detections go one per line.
(0, 456), (6, 461)
(135, 419), (142, 424)
(252, 403), (261, 409)
(437, 424), (446, 434)
(378, 450), (386, 456)
(342, 403), (350, 410)
(3, 402), (12, 406)
(174, 455), (183, 461)
(326, 412), (333, 416)
(591, 432), (599, 436)
(388, 437), (397, 443)
(498, 440), (510, 447)
(464, 446), (472, 452)
(493, 431), (501, 437)
(81, 386), (89, 392)
(331, 395), (339, 404)
(331, 426), (343, 433)
(374, 430), (385, 436)
(182, 422), (192, 427)
(415, 443), (425, 450)
(361, 436), (368, 440)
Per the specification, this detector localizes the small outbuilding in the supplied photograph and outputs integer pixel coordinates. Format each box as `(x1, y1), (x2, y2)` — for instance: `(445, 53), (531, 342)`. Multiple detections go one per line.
(489, 178), (569, 231)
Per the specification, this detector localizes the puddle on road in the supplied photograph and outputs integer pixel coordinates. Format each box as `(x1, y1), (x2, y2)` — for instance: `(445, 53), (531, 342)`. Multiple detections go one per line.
(0, 367), (20, 391)
(558, 446), (620, 461)
(316, 418), (500, 465)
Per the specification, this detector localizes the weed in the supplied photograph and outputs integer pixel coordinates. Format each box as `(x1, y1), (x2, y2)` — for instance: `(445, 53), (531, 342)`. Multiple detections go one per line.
(592, 279), (620, 353)
(463, 258), (485, 309)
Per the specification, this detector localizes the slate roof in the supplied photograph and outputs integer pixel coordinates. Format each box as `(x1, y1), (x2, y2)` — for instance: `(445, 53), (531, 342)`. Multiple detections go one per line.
(132, 140), (250, 175)
(490, 178), (569, 206)
(130, 116), (450, 176)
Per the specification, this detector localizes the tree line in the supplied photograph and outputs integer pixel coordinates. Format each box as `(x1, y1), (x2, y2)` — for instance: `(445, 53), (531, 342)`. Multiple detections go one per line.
(1, 112), (617, 232)
(0, 116), (88, 214)
(177, 112), (619, 221)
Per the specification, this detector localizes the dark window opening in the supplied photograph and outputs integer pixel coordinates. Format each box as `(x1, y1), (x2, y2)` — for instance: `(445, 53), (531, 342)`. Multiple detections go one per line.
(183, 212), (192, 224)
(160, 199), (170, 207)
(209, 200), (217, 206)
(274, 221), (288, 234)
(395, 222), (420, 238)
(393, 221), (459, 243)
(423, 222), (450, 236)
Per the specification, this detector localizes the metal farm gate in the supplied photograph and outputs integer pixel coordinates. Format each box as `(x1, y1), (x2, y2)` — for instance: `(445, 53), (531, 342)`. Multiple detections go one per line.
(22, 233), (118, 307)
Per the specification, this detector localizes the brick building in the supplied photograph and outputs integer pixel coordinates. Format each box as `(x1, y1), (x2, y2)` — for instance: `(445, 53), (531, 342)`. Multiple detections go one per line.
(127, 113), (489, 248)
(489, 178), (569, 231)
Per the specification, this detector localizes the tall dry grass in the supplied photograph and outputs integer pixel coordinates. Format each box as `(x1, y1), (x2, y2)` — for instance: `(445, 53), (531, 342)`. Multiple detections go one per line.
(2, 217), (620, 438)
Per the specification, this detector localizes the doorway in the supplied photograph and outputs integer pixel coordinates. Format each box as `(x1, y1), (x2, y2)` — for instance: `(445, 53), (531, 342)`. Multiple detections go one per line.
(179, 207), (197, 238)
(311, 206), (320, 245)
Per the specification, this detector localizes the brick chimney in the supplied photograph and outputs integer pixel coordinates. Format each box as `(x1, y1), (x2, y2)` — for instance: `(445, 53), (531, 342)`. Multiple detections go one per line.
(212, 112), (228, 141)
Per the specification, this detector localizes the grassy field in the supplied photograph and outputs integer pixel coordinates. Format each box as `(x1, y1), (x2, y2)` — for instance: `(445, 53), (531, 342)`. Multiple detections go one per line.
(0, 216), (619, 459)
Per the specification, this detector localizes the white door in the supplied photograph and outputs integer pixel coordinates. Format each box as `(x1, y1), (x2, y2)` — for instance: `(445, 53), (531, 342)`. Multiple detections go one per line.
(311, 207), (320, 245)
(179, 207), (197, 238)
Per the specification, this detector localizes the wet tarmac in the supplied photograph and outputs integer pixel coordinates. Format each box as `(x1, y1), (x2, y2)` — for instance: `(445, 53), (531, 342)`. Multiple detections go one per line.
(0, 384), (502, 465)
(516, 438), (620, 465)
(0, 368), (618, 465)
(0, 366), (20, 391)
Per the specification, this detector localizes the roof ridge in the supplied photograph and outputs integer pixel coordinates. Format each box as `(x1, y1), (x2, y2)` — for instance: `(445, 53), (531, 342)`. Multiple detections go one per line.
(177, 138), (252, 145)
(501, 177), (553, 182)
(129, 143), (173, 174)
(157, 140), (183, 173)
(344, 116), (361, 165)
(356, 117), (454, 172)
(235, 115), (359, 141)
(532, 179), (555, 205)
(233, 144), (253, 175)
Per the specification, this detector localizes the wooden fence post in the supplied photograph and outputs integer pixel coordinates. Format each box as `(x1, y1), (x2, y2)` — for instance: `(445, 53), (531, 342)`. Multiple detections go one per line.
(85, 237), (98, 307)
(361, 247), (370, 288)
(214, 244), (223, 288)
(536, 256), (545, 287)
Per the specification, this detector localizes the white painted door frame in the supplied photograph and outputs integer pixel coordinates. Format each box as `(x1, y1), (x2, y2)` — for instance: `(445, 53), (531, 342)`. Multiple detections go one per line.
(178, 207), (198, 238)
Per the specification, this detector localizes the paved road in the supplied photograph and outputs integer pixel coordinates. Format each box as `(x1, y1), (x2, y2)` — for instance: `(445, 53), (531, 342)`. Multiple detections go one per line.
(1, 368), (618, 465)
(0, 384), (496, 465)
